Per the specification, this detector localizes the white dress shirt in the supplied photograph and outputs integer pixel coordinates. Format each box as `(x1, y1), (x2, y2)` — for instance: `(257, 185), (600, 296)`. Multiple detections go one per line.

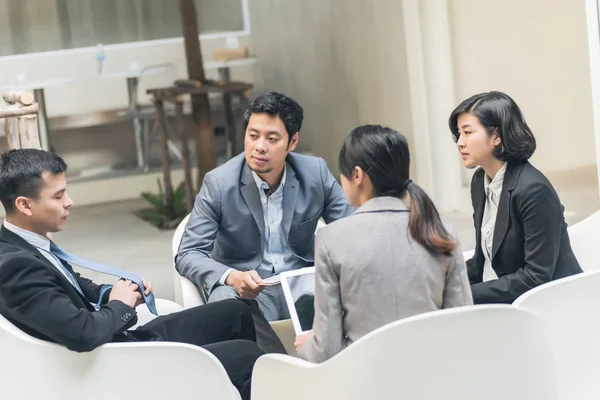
(481, 163), (507, 282)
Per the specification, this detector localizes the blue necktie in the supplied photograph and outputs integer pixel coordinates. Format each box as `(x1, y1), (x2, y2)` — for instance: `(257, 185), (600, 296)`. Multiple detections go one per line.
(50, 242), (157, 315)
(49, 256), (111, 311)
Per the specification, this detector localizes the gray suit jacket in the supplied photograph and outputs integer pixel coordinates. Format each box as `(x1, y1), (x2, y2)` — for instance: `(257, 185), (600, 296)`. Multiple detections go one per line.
(175, 152), (354, 297)
(299, 196), (473, 363)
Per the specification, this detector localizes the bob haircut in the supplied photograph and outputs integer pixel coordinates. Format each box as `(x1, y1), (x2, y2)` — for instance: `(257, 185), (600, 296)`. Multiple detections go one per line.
(448, 91), (536, 162)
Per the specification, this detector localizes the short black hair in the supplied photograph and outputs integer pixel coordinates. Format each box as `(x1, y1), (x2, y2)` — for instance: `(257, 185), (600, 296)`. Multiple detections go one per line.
(448, 91), (536, 162)
(0, 149), (67, 215)
(244, 92), (304, 141)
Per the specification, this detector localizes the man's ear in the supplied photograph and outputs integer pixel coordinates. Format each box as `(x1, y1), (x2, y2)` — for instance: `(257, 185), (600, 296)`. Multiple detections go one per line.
(14, 196), (34, 217)
(288, 132), (300, 151)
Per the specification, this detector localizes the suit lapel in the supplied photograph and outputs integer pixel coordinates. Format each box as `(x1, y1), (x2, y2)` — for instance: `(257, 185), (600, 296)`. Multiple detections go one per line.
(240, 163), (265, 240)
(282, 162), (299, 238)
(491, 162), (523, 259)
(0, 226), (56, 271)
(0, 226), (91, 305)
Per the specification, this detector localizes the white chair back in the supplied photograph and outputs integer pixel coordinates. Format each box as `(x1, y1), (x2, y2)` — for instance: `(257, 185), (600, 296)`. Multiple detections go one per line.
(514, 270), (600, 400)
(0, 312), (240, 400)
(252, 305), (559, 400)
(172, 214), (204, 307)
(567, 210), (600, 272)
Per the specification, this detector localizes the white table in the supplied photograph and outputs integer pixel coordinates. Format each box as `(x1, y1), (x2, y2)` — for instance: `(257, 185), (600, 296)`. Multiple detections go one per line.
(1, 78), (75, 151)
(102, 64), (174, 168)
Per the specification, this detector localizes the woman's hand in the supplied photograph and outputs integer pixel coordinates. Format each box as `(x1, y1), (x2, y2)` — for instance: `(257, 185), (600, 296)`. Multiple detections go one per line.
(294, 330), (314, 352)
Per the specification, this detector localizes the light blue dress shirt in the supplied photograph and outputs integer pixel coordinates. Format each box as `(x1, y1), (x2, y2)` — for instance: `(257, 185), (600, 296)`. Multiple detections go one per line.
(218, 166), (305, 285)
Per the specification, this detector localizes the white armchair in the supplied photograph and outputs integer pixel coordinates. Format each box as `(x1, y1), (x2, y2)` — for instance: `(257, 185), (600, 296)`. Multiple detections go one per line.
(0, 311), (241, 400)
(172, 215), (327, 309)
(514, 270), (600, 400)
(172, 214), (205, 308)
(567, 210), (600, 272)
(252, 305), (559, 400)
(463, 248), (475, 261)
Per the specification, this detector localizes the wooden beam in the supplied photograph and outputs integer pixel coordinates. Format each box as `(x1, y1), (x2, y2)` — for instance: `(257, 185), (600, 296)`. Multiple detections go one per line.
(0, 103), (39, 118)
(153, 99), (174, 210)
(175, 96), (195, 211)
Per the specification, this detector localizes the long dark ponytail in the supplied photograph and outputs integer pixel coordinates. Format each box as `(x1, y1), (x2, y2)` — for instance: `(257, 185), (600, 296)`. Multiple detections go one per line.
(339, 125), (456, 255)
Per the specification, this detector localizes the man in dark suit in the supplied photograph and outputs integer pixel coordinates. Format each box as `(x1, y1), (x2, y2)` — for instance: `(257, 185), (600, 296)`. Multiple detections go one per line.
(0, 149), (262, 400)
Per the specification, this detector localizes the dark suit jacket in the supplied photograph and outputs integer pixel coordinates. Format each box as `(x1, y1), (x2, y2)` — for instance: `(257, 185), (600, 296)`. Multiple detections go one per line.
(0, 227), (139, 352)
(176, 152), (354, 296)
(467, 161), (582, 304)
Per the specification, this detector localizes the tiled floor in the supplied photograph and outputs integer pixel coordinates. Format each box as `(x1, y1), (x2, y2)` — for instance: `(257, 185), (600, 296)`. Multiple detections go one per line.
(54, 166), (600, 303)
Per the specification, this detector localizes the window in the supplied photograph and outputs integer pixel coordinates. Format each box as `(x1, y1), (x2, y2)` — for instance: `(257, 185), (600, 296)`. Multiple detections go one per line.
(0, 0), (247, 56)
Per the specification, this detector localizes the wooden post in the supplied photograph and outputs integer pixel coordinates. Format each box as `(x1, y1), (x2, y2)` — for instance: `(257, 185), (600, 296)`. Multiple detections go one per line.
(153, 99), (174, 210)
(178, 0), (216, 189)
(218, 67), (240, 157)
(1, 91), (41, 150)
(175, 96), (195, 212)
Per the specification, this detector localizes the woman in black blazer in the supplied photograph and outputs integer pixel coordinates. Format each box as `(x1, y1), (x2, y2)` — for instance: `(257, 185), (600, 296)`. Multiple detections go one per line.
(449, 91), (582, 304)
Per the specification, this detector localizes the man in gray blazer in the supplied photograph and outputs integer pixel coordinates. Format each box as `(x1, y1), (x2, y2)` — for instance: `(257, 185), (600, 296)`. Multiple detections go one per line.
(176, 92), (353, 352)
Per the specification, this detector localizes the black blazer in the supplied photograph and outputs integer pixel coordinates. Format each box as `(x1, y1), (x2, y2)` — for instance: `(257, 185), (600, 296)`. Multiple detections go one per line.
(467, 161), (582, 304)
(0, 226), (139, 352)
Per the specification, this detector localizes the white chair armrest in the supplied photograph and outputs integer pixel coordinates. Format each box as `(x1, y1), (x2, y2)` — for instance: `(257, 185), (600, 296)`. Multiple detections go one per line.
(77, 342), (240, 400)
(133, 298), (184, 328)
(463, 249), (475, 261)
(252, 354), (317, 399)
(180, 275), (205, 308)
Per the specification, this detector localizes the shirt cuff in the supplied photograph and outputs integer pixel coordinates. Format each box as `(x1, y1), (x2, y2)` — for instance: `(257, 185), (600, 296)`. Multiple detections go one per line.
(219, 268), (235, 286)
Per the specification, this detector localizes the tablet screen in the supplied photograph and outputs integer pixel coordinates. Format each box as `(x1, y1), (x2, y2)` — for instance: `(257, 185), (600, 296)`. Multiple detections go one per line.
(280, 267), (316, 335)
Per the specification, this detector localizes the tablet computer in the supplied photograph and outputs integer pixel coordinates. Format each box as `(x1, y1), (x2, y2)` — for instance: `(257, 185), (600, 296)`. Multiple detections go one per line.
(280, 267), (316, 336)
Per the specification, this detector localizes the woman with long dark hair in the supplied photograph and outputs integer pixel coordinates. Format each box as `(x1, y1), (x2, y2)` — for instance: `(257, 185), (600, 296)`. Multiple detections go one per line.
(295, 125), (472, 363)
(449, 91), (582, 304)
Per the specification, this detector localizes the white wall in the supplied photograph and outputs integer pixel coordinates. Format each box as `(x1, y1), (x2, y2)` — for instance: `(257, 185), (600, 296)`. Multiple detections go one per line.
(248, 0), (414, 172)
(448, 0), (596, 175)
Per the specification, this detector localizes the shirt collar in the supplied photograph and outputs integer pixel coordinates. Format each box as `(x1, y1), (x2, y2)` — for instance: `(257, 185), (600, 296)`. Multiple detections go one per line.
(251, 166), (287, 193)
(484, 162), (507, 197)
(3, 219), (51, 251)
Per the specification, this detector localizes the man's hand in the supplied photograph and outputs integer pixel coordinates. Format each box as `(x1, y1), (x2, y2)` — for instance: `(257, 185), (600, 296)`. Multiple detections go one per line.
(108, 280), (141, 308)
(225, 270), (264, 299)
(294, 331), (314, 352)
(133, 279), (153, 308)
